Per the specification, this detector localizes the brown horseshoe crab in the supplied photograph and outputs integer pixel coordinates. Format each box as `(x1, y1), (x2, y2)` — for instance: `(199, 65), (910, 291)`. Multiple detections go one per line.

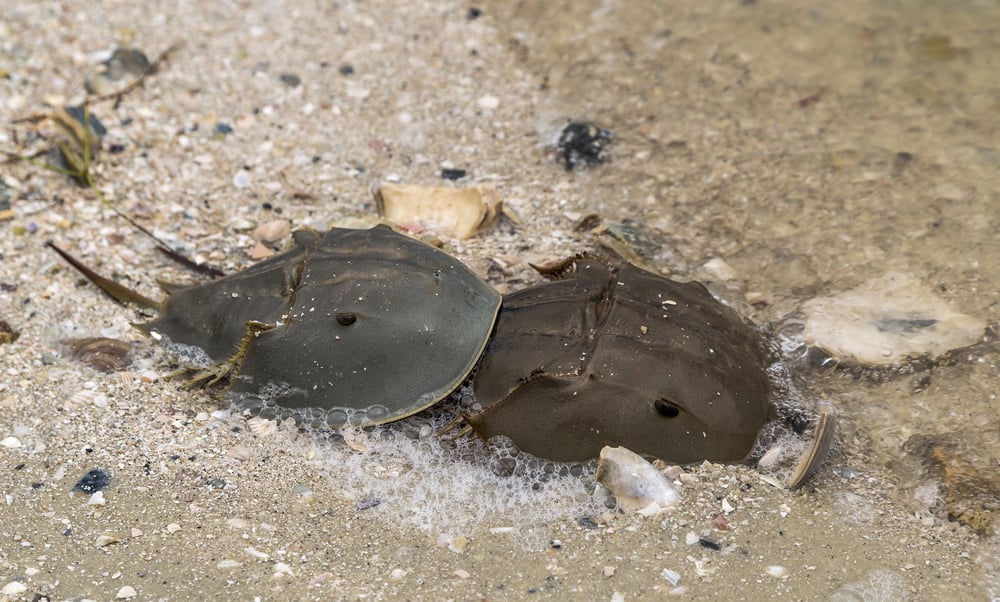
(467, 257), (774, 464)
(51, 225), (501, 428)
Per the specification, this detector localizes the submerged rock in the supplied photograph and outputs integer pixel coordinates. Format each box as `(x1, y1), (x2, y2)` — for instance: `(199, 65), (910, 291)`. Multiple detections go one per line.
(802, 271), (986, 367)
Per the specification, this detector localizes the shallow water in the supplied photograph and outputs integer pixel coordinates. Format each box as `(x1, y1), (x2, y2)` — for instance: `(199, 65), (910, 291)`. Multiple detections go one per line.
(1, 0), (998, 599)
(483, 0), (1000, 504)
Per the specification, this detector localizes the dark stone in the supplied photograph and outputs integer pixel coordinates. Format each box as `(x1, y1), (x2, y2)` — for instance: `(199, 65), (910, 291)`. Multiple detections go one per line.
(440, 168), (467, 180)
(279, 73), (302, 87)
(71, 468), (110, 494)
(556, 121), (611, 170)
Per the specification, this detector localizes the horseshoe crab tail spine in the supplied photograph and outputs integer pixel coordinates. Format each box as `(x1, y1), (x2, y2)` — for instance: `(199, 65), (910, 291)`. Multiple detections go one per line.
(46, 241), (162, 311)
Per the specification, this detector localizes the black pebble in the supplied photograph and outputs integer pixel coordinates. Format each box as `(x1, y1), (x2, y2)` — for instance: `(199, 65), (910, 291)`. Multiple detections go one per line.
(279, 73), (302, 87)
(214, 122), (234, 135)
(467, 7), (483, 19)
(698, 537), (721, 551)
(71, 468), (110, 494)
(577, 516), (600, 529)
(556, 121), (612, 170)
(339, 64), (354, 76)
(440, 168), (467, 180)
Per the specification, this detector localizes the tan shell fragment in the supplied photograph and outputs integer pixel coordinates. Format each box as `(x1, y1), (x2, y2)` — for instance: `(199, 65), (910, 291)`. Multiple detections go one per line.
(373, 183), (502, 239)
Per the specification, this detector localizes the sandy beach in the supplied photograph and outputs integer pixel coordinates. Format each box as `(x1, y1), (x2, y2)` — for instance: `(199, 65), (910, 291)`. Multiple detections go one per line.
(2, 1), (999, 599)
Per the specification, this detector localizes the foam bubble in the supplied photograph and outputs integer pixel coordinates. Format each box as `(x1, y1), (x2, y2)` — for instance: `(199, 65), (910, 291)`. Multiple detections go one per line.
(295, 403), (604, 548)
(829, 569), (909, 602)
(160, 338), (214, 369)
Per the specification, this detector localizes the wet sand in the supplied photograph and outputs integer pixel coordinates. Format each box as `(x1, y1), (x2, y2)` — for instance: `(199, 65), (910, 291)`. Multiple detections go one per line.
(2, 0), (999, 599)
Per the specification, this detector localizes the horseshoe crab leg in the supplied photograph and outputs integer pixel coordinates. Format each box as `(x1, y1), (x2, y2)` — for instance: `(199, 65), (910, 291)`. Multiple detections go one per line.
(184, 320), (275, 390)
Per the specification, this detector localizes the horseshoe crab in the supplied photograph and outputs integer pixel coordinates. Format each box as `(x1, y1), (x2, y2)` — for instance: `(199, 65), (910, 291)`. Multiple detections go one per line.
(466, 257), (774, 464)
(51, 225), (501, 427)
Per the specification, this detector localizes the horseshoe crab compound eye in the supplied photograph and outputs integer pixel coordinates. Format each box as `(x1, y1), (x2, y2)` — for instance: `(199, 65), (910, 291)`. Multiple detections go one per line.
(654, 398), (681, 418)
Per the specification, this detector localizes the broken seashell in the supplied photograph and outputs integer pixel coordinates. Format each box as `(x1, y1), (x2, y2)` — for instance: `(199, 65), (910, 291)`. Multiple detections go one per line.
(787, 406), (837, 490)
(340, 427), (371, 452)
(595, 445), (679, 512)
(802, 271), (986, 366)
(64, 337), (133, 372)
(246, 416), (277, 437)
(95, 533), (121, 547)
(372, 183), (502, 239)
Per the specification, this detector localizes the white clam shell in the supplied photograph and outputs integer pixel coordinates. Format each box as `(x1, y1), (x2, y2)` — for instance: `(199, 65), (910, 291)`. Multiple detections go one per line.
(595, 446), (679, 512)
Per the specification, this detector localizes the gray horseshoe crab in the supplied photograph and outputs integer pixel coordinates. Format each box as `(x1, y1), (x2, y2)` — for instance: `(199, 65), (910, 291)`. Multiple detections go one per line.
(50, 225), (501, 428)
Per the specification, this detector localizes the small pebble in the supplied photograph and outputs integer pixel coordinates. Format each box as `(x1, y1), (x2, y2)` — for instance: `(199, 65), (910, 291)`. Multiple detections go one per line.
(766, 565), (786, 578)
(233, 169), (252, 189)
(87, 491), (106, 506)
(684, 531), (699, 545)
(217, 559), (242, 569)
(453, 569), (471, 579)
(477, 95), (500, 110)
(603, 566), (616, 578)
(247, 242), (275, 260)
(660, 567), (681, 585)
(703, 257), (737, 281)
(390, 568), (407, 580)
(115, 585), (137, 599)
(279, 73), (301, 87)
(2, 582), (27, 596)
(1, 436), (21, 448)
(251, 219), (291, 244)
(166, 523), (181, 534)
